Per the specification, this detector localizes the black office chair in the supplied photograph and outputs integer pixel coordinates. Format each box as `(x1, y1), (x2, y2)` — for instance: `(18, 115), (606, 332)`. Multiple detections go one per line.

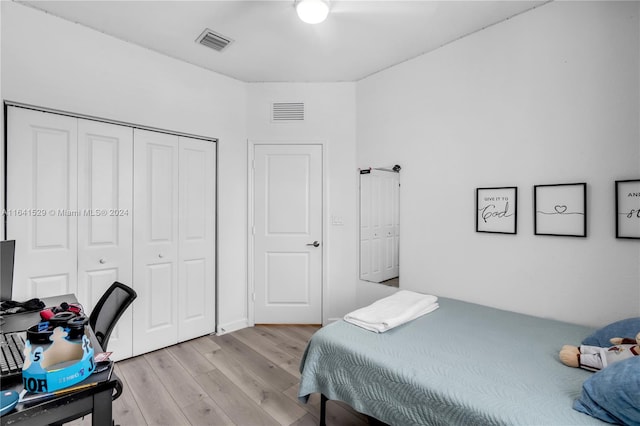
(89, 281), (137, 352)
(50, 282), (137, 424)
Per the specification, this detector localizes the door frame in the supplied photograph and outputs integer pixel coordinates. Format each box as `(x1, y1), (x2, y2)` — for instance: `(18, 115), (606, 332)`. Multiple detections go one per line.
(247, 139), (327, 326)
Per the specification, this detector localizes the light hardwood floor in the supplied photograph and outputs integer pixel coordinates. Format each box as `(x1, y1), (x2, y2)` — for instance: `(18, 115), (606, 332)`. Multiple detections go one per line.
(70, 325), (372, 426)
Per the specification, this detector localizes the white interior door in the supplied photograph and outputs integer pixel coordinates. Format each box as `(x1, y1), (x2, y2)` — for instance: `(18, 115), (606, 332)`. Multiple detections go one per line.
(77, 119), (134, 359)
(253, 144), (322, 324)
(7, 107), (78, 300)
(178, 136), (216, 341)
(132, 129), (179, 355)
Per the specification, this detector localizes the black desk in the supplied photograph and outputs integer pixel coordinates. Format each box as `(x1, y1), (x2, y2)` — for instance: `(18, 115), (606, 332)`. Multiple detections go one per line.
(0, 295), (118, 426)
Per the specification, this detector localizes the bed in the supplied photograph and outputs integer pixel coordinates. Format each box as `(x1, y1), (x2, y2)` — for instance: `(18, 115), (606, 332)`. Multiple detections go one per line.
(298, 297), (609, 425)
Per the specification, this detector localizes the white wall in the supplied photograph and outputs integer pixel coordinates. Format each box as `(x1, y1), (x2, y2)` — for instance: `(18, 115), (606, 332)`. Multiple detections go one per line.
(246, 83), (358, 324)
(4, 1), (639, 331)
(357, 1), (640, 327)
(1, 2), (248, 331)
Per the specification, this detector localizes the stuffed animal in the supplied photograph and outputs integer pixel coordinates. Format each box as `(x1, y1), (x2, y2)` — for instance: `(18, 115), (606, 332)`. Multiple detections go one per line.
(559, 332), (640, 372)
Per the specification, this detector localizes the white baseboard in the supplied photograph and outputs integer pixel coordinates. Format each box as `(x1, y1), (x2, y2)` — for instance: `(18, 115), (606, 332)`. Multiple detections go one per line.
(216, 318), (249, 335)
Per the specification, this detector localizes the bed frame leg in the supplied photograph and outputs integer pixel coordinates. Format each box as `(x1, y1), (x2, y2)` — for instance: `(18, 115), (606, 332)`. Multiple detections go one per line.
(320, 394), (327, 426)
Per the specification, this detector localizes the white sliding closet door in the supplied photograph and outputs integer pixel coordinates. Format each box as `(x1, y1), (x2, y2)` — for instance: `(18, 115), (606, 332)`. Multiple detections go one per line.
(132, 129), (180, 355)
(77, 119), (134, 359)
(7, 108), (78, 300)
(7, 107), (217, 359)
(178, 137), (216, 341)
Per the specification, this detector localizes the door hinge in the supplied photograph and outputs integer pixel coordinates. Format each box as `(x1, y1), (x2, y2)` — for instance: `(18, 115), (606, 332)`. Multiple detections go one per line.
(252, 292), (256, 301)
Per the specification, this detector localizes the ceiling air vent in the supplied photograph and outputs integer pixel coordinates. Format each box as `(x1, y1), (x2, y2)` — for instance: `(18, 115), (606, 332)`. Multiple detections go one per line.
(272, 102), (305, 123)
(196, 28), (233, 52)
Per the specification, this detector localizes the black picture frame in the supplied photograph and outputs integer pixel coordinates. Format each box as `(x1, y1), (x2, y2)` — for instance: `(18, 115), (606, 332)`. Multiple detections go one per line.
(534, 183), (587, 237)
(615, 179), (640, 239)
(475, 187), (517, 234)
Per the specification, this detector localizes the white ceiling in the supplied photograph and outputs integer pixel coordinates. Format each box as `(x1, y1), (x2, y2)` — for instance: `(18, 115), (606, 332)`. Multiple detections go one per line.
(20, 0), (547, 83)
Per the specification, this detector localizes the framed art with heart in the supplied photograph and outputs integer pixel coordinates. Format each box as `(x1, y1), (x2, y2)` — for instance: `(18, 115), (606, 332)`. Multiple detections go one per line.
(534, 182), (587, 237)
(615, 179), (640, 239)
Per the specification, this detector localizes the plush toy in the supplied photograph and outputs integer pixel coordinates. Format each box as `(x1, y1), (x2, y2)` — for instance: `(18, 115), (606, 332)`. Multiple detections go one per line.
(559, 332), (640, 372)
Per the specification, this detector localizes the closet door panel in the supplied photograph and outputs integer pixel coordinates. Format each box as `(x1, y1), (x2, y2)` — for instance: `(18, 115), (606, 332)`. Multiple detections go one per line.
(7, 107), (78, 300)
(178, 137), (216, 341)
(359, 170), (399, 283)
(380, 173), (399, 282)
(132, 129), (179, 355)
(77, 119), (134, 359)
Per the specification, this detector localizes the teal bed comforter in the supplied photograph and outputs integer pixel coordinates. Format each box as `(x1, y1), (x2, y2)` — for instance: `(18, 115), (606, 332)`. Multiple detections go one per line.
(298, 298), (606, 425)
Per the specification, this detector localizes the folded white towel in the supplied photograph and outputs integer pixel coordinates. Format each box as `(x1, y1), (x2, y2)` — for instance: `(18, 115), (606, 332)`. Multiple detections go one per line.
(344, 290), (439, 333)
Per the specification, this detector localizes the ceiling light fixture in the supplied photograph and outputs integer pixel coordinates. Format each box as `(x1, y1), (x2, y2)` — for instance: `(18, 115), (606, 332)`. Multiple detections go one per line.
(296, 0), (330, 24)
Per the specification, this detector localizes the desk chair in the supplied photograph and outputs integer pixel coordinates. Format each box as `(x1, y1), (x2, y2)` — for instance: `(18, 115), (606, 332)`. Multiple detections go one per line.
(89, 281), (137, 352)
(89, 281), (136, 406)
(50, 283), (136, 425)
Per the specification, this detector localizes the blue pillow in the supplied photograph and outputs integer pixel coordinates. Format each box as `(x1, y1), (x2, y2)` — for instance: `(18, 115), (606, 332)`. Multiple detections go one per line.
(582, 318), (640, 347)
(573, 356), (640, 425)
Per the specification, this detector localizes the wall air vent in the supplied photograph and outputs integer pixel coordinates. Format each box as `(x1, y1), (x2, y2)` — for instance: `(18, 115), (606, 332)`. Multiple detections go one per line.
(196, 28), (233, 52)
(272, 102), (305, 122)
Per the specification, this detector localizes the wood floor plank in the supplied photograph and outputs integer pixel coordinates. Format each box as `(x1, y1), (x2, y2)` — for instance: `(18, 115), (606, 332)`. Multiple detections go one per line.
(144, 348), (208, 408)
(181, 396), (235, 426)
(204, 338), (307, 425)
(278, 355), (303, 379)
(270, 325), (314, 347)
(232, 326), (295, 366)
(166, 337), (218, 376)
(189, 334), (223, 363)
(283, 383), (320, 416)
(230, 327), (303, 378)
(287, 325), (320, 342)
(211, 334), (299, 392)
(117, 356), (190, 425)
(290, 413), (320, 426)
(252, 326), (308, 358)
(196, 369), (280, 426)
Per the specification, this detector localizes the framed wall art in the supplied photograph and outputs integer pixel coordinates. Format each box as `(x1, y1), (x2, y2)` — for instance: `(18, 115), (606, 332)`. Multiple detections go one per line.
(615, 179), (640, 239)
(475, 187), (517, 234)
(534, 183), (586, 237)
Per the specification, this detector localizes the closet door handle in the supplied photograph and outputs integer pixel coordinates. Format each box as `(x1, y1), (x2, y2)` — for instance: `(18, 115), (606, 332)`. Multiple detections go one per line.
(306, 241), (320, 247)
(99, 258), (106, 264)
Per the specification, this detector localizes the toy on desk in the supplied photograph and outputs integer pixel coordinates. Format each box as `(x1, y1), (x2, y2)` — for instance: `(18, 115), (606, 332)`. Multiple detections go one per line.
(22, 325), (95, 394)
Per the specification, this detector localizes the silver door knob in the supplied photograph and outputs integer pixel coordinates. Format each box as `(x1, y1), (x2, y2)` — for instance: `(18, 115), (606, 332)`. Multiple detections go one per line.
(306, 241), (320, 247)
(158, 253), (164, 258)
(99, 258), (106, 264)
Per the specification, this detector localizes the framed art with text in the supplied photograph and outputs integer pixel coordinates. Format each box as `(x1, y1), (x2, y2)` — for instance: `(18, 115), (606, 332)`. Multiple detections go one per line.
(615, 179), (640, 239)
(534, 183), (586, 237)
(475, 187), (517, 234)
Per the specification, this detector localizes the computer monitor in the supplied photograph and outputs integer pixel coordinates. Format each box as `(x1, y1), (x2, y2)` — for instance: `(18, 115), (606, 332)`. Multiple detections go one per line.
(0, 240), (16, 302)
